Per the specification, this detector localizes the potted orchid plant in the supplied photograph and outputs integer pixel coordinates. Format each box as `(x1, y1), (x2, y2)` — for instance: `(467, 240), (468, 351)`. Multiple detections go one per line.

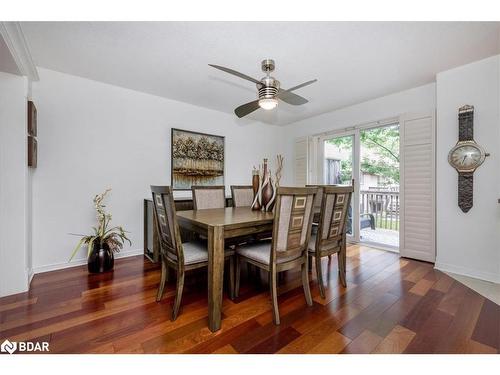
(69, 189), (131, 273)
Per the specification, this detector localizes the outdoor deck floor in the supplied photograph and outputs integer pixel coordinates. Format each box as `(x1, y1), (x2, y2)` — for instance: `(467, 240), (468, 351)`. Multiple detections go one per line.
(360, 228), (399, 248)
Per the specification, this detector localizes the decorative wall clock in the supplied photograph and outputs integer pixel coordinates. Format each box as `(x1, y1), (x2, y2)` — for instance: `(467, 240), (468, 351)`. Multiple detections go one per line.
(448, 105), (489, 212)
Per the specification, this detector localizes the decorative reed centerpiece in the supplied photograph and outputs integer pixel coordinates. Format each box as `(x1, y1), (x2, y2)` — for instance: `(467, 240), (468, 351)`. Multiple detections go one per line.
(251, 155), (284, 212)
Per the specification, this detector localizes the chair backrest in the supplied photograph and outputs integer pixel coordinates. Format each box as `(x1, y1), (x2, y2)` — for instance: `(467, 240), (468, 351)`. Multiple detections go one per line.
(306, 185), (325, 213)
(315, 185), (353, 252)
(230, 185), (254, 207)
(270, 187), (317, 263)
(151, 186), (184, 263)
(191, 185), (226, 210)
(306, 184), (340, 212)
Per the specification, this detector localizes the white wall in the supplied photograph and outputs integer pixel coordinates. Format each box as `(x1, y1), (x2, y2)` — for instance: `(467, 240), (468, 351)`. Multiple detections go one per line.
(31, 68), (284, 273)
(435, 55), (500, 283)
(280, 83), (437, 184)
(22, 58), (500, 285)
(0, 71), (31, 297)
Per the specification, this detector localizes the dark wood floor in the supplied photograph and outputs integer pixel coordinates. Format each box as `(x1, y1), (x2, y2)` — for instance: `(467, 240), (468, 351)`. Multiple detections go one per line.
(1, 245), (498, 354)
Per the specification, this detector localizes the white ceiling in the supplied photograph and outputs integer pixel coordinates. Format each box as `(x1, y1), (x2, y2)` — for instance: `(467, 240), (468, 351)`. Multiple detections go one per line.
(0, 36), (21, 75)
(20, 22), (500, 125)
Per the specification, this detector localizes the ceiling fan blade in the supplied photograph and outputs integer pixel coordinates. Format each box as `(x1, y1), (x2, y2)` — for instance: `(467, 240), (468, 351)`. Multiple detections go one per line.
(208, 64), (261, 85)
(276, 90), (308, 105)
(234, 100), (260, 118)
(277, 79), (317, 105)
(286, 79), (318, 92)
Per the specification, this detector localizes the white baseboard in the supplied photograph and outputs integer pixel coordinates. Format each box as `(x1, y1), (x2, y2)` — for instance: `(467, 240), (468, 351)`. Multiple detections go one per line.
(434, 261), (500, 284)
(33, 248), (144, 275)
(27, 268), (34, 285)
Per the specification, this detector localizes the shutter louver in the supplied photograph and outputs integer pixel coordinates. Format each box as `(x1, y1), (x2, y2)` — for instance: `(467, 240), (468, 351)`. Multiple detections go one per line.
(400, 113), (436, 262)
(294, 137), (308, 186)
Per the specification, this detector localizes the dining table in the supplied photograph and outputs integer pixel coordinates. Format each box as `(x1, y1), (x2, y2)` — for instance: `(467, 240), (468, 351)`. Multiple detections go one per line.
(176, 207), (275, 332)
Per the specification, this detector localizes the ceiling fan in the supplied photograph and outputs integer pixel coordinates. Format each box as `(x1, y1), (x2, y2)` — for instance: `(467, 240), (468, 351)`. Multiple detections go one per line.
(208, 59), (317, 118)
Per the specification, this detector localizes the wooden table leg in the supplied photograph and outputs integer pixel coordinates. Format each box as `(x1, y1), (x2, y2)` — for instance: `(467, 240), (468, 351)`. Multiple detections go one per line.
(207, 225), (224, 332)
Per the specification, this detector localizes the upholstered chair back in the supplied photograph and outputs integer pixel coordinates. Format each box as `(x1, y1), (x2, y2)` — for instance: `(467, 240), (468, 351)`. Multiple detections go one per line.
(316, 185), (353, 251)
(151, 186), (183, 262)
(271, 187), (317, 262)
(230, 185), (254, 207)
(306, 185), (324, 212)
(191, 185), (226, 210)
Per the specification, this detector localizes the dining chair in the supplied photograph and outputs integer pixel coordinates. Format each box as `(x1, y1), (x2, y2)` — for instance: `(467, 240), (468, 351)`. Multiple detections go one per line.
(230, 185), (254, 207)
(151, 186), (235, 320)
(306, 184), (341, 222)
(231, 184), (271, 241)
(309, 185), (353, 298)
(306, 184), (325, 221)
(305, 184), (328, 264)
(234, 186), (318, 325)
(191, 185), (226, 210)
(306, 183), (347, 260)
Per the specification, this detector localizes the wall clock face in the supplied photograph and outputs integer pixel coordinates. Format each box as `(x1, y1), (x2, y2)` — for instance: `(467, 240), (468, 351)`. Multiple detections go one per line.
(448, 142), (485, 172)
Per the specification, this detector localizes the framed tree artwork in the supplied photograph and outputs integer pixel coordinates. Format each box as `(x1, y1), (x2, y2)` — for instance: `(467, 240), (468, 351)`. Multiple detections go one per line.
(171, 128), (225, 190)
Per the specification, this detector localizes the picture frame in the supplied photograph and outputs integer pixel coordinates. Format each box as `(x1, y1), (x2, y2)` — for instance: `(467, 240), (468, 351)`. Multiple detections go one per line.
(28, 100), (37, 136)
(28, 135), (37, 168)
(171, 128), (225, 191)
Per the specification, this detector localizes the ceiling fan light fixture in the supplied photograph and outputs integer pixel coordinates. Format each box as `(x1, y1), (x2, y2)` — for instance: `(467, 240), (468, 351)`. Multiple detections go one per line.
(258, 98), (278, 110)
(208, 60), (317, 118)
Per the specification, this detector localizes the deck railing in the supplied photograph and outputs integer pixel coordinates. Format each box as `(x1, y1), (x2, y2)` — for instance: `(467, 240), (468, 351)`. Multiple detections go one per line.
(360, 190), (400, 231)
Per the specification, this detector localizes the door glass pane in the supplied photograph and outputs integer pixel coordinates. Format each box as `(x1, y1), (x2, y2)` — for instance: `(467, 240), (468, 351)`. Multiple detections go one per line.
(359, 124), (400, 249)
(323, 135), (353, 185)
(323, 135), (354, 235)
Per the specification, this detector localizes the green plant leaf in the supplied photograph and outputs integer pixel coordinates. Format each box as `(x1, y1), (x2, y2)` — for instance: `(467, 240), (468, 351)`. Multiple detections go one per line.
(124, 234), (132, 246)
(102, 226), (121, 238)
(87, 237), (95, 259)
(69, 237), (86, 262)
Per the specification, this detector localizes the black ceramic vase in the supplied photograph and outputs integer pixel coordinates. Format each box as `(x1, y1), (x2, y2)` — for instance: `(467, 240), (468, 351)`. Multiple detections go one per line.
(87, 241), (114, 273)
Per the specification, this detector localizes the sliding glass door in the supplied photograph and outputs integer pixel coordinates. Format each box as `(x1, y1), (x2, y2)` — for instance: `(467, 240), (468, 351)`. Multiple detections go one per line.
(320, 132), (358, 240)
(359, 124), (400, 249)
(318, 123), (400, 251)
(322, 134), (354, 185)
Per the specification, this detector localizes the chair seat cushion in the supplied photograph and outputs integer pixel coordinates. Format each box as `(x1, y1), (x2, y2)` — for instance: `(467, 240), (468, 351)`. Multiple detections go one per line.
(308, 233), (341, 254)
(167, 241), (233, 265)
(236, 242), (301, 265)
(168, 241), (208, 264)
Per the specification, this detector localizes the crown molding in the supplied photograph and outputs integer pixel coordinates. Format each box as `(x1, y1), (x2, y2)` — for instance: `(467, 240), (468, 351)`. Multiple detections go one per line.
(0, 22), (39, 81)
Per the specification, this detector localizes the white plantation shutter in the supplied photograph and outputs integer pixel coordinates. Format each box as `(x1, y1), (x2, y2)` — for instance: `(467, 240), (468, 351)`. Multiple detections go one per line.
(307, 136), (320, 184)
(399, 112), (436, 262)
(294, 137), (308, 186)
